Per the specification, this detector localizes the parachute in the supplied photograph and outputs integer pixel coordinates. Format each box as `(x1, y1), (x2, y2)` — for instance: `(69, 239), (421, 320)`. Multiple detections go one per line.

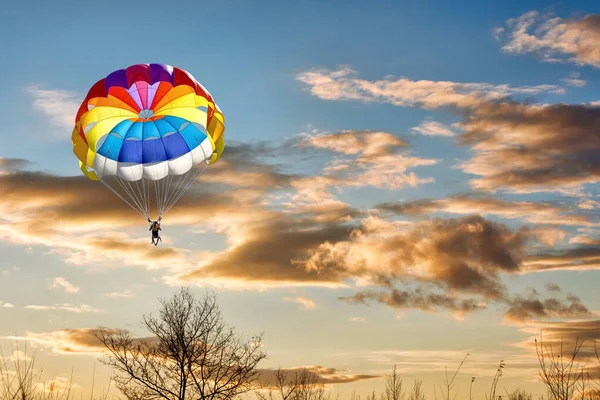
(71, 63), (225, 221)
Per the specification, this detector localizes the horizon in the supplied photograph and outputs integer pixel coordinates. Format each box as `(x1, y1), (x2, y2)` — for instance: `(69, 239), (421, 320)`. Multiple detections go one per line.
(1, 0), (600, 398)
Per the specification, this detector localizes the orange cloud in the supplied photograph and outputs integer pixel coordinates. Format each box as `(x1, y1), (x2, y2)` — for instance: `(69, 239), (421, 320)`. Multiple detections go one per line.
(3, 328), (150, 356)
(282, 296), (317, 310)
(497, 11), (600, 68)
(296, 67), (564, 109)
(51, 277), (80, 294)
(24, 304), (100, 313)
(378, 195), (597, 228)
(256, 366), (379, 387)
(411, 120), (457, 137)
(296, 130), (438, 190)
(297, 66), (599, 194)
(456, 102), (600, 193)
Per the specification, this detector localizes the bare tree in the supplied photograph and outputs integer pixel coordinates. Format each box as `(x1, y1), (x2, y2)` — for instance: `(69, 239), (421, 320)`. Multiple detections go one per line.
(536, 333), (584, 400)
(256, 367), (329, 400)
(95, 287), (266, 400)
(505, 389), (533, 400)
(408, 378), (425, 400)
(366, 391), (377, 400)
(384, 365), (405, 400)
(435, 354), (469, 400)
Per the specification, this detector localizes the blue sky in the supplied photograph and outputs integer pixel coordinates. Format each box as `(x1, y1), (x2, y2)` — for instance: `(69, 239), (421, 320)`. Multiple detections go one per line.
(2, 0), (600, 398)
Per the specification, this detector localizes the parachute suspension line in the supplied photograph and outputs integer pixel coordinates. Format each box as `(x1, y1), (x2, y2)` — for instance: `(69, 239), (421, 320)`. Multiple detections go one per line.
(160, 169), (189, 219)
(98, 176), (147, 219)
(132, 179), (145, 218)
(159, 173), (173, 217)
(141, 177), (150, 219)
(115, 176), (147, 218)
(153, 178), (161, 219)
(163, 161), (209, 216)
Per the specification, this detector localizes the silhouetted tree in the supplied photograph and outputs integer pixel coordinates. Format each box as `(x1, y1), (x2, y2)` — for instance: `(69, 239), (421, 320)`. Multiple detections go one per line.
(536, 333), (583, 400)
(408, 378), (425, 400)
(95, 288), (266, 400)
(384, 365), (405, 400)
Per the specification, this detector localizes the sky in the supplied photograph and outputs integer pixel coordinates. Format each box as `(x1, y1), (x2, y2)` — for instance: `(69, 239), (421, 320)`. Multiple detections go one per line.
(1, 0), (600, 398)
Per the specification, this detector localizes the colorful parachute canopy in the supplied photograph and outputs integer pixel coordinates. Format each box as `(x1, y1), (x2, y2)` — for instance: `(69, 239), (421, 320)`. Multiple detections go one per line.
(71, 63), (225, 220)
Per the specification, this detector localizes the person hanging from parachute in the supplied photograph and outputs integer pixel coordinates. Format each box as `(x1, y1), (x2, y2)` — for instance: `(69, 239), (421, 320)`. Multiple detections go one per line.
(70, 63), (225, 246)
(148, 218), (162, 246)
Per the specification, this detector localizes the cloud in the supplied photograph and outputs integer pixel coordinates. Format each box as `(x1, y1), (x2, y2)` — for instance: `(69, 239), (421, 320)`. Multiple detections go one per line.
(1, 303), (14, 309)
(7, 329), (377, 388)
(26, 86), (79, 131)
(456, 102), (600, 193)
(296, 130), (438, 190)
(0, 162), (273, 271)
(0, 158), (31, 173)
(297, 66), (600, 194)
(296, 66), (564, 110)
(504, 289), (592, 323)
(515, 320), (600, 378)
(411, 120), (457, 137)
(561, 72), (587, 88)
(366, 349), (536, 376)
(5, 328), (106, 355)
(24, 304), (100, 313)
(523, 246), (600, 273)
(256, 366), (379, 387)
(377, 194), (597, 229)
(175, 213), (357, 288)
(282, 296), (317, 310)
(199, 141), (294, 190)
(300, 214), (530, 301)
(497, 11), (600, 68)
(51, 277), (80, 294)
(2, 328), (157, 357)
(105, 289), (135, 298)
(340, 288), (487, 319)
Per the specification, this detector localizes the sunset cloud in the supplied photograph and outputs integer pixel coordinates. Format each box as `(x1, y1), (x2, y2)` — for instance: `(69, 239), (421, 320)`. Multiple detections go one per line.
(340, 288), (487, 318)
(51, 277), (80, 294)
(296, 67), (564, 110)
(523, 246), (600, 273)
(282, 295), (317, 310)
(456, 102), (600, 193)
(504, 289), (592, 323)
(0, 159), (272, 271)
(256, 366), (379, 387)
(497, 11), (600, 68)
(24, 304), (100, 313)
(300, 215), (529, 300)
(411, 120), (457, 137)
(105, 289), (135, 298)
(297, 130), (438, 190)
(378, 195), (597, 228)
(298, 66), (600, 194)
(5, 328), (106, 355)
